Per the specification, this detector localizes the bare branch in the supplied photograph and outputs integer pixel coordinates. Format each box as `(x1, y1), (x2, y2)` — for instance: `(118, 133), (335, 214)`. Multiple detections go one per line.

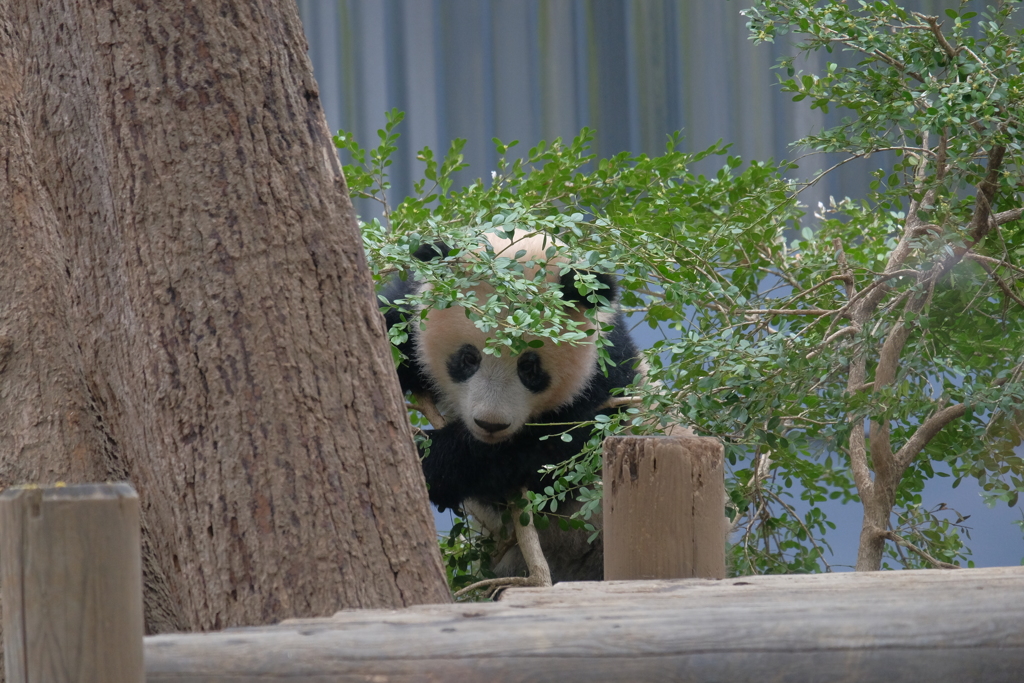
(406, 393), (446, 429)
(806, 325), (859, 359)
(915, 14), (959, 62)
(453, 575), (538, 599)
(869, 48), (926, 83)
(830, 269), (921, 327)
(453, 487), (551, 598)
(846, 340), (873, 498)
(894, 402), (968, 471)
(788, 274), (851, 304)
(922, 131), (948, 210)
(906, 131), (932, 227)
(791, 148), (927, 202)
(969, 146), (1007, 243)
(742, 308), (837, 316)
(880, 529), (960, 569)
(975, 259), (1024, 310)
(600, 396), (642, 410)
(847, 418), (873, 498)
(763, 488), (833, 572)
(965, 253), (1024, 277)
(993, 207), (1023, 226)
(833, 239), (855, 299)
(511, 490), (552, 586)
(867, 286), (936, 478)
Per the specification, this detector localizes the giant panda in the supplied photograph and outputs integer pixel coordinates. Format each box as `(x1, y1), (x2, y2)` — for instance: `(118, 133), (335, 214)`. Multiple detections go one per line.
(379, 231), (641, 582)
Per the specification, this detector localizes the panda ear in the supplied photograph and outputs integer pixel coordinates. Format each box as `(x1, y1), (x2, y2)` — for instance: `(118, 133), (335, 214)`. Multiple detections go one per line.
(412, 241), (452, 261)
(558, 270), (618, 309)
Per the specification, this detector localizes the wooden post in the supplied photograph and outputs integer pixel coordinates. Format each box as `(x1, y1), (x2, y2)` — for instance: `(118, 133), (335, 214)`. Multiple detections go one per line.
(603, 435), (726, 580)
(0, 483), (145, 683)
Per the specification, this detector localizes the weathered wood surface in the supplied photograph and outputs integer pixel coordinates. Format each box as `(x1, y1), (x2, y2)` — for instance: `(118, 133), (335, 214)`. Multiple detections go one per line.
(145, 566), (1024, 682)
(0, 484), (144, 683)
(603, 436), (726, 580)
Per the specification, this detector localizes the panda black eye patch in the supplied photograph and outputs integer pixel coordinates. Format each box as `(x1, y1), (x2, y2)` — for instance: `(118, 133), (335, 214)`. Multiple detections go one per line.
(517, 351), (551, 394)
(447, 344), (481, 383)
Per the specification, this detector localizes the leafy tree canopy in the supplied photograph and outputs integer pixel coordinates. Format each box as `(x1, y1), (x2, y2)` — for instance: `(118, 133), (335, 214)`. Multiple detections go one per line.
(337, 0), (1023, 585)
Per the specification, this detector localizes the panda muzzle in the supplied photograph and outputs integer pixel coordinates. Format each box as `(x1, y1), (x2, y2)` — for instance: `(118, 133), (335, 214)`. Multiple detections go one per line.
(474, 418), (511, 435)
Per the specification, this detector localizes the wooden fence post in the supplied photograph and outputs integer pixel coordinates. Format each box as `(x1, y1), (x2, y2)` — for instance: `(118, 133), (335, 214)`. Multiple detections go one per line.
(603, 435), (726, 580)
(0, 483), (144, 683)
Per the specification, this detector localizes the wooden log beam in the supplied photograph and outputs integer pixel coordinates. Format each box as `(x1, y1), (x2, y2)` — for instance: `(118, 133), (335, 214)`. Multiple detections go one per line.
(0, 483), (144, 683)
(603, 435), (726, 580)
(145, 566), (1024, 682)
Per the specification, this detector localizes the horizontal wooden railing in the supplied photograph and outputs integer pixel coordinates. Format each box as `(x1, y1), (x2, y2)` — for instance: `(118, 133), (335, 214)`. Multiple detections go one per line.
(2, 437), (1021, 682)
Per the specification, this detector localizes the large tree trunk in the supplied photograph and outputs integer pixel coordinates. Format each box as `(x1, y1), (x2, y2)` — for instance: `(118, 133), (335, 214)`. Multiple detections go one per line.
(0, 0), (450, 654)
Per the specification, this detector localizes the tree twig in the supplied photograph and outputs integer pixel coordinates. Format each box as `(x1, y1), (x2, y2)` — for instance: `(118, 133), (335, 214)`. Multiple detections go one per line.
(974, 259), (1024, 310)
(452, 489), (552, 599)
(879, 529), (960, 569)
(741, 308), (837, 316)
(894, 402), (968, 471)
(915, 14), (960, 61)
(969, 146), (1007, 243)
(406, 393), (446, 429)
(452, 575), (542, 599)
(993, 207), (1023, 226)
(806, 325), (860, 359)
(600, 396), (643, 410)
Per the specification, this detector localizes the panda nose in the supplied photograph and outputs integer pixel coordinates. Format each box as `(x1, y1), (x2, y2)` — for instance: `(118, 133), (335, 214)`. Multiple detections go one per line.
(474, 418), (511, 434)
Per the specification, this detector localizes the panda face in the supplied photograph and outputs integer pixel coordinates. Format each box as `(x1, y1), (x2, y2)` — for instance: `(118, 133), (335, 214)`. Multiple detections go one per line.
(414, 232), (611, 443)
(419, 315), (597, 443)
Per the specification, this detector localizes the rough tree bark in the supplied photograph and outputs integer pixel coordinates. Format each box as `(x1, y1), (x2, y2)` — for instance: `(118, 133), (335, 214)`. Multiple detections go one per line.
(0, 0), (450, 661)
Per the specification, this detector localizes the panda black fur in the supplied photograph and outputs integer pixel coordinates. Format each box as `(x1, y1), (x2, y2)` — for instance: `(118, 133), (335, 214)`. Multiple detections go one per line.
(380, 232), (641, 582)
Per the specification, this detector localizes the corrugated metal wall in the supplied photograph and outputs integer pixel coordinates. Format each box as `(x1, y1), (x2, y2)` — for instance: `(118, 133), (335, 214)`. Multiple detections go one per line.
(296, 0), (986, 222)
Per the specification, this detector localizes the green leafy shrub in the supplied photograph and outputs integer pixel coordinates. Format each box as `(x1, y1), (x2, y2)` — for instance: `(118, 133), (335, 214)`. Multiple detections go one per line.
(337, 0), (1024, 584)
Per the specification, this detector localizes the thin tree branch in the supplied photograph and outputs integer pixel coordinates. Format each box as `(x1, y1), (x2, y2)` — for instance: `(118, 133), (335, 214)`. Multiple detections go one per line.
(452, 488), (552, 599)
(993, 207), (1023, 226)
(869, 289), (933, 476)
(969, 146), (1007, 243)
(975, 259), (1024, 309)
(868, 48), (926, 83)
(879, 529), (960, 569)
(846, 348), (873, 499)
(452, 575), (538, 599)
(829, 269), (920, 326)
(834, 238), (856, 299)
(763, 488), (834, 572)
(906, 131), (932, 228)
(407, 393), (446, 429)
(600, 396), (642, 410)
(788, 274), (851, 304)
(894, 403), (968, 471)
(921, 131), (948, 210)
(742, 308), (837, 316)
(915, 14), (960, 61)
(806, 325), (859, 359)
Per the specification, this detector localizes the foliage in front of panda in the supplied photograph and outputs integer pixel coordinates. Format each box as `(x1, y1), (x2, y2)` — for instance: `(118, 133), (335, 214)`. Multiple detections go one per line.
(336, 0), (1024, 585)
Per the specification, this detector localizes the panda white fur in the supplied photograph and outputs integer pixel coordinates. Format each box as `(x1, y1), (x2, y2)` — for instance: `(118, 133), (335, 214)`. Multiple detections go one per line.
(380, 232), (641, 582)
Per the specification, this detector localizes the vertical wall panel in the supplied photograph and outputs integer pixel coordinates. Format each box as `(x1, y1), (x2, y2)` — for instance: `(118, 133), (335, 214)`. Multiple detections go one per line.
(537, 1), (577, 144)
(493, 1), (540, 153)
(297, 0), (1000, 219)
